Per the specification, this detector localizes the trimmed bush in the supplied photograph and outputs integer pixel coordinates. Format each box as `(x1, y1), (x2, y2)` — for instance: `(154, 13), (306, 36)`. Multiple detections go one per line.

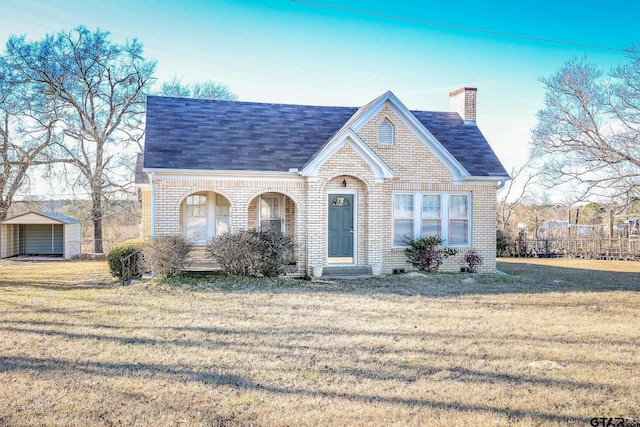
(207, 229), (295, 277)
(462, 248), (483, 273)
(403, 235), (458, 272)
(106, 239), (144, 278)
(143, 235), (193, 277)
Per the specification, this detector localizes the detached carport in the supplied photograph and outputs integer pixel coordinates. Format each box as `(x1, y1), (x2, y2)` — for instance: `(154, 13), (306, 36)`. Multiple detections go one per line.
(1, 212), (81, 260)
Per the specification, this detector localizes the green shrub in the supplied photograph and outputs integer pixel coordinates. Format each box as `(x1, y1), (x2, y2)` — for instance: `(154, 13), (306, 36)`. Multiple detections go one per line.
(143, 235), (193, 277)
(496, 230), (510, 256)
(403, 235), (458, 272)
(462, 248), (483, 273)
(106, 239), (144, 278)
(207, 229), (295, 277)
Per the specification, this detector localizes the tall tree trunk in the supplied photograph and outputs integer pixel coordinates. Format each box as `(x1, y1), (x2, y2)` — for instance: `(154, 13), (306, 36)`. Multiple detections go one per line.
(92, 193), (103, 254)
(0, 200), (9, 222)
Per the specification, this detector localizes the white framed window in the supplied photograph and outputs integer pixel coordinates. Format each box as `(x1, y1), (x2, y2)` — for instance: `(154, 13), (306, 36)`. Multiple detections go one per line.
(421, 194), (442, 238)
(393, 192), (471, 247)
(258, 194), (284, 233)
(377, 119), (394, 146)
(183, 192), (231, 243)
(393, 194), (414, 246)
(449, 195), (469, 246)
(184, 194), (207, 242)
(215, 194), (231, 235)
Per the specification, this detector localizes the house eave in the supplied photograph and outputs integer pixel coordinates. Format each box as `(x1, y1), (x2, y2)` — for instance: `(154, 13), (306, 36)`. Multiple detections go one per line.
(143, 168), (303, 179)
(455, 175), (512, 186)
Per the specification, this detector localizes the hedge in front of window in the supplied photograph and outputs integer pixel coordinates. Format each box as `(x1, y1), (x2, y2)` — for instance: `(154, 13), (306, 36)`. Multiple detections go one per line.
(403, 235), (458, 272)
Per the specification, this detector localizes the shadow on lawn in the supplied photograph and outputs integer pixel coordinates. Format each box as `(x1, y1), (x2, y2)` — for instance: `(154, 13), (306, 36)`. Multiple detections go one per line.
(2, 259), (638, 296)
(141, 259), (640, 298)
(0, 354), (593, 425)
(307, 260), (640, 297)
(5, 318), (638, 370)
(496, 260), (640, 290)
(0, 280), (117, 290)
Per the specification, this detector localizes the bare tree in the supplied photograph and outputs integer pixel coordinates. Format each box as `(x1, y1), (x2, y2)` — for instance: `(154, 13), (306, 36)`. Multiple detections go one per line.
(497, 160), (539, 235)
(531, 48), (640, 205)
(160, 76), (237, 100)
(0, 56), (58, 221)
(4, 27), (156, 252)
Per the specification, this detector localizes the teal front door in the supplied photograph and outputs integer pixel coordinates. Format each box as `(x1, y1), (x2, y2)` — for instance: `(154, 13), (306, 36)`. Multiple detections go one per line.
(328, 194), (354, 260)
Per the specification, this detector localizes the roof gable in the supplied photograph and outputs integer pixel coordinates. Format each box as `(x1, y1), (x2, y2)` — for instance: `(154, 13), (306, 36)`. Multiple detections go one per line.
(345, 91), (470, 180)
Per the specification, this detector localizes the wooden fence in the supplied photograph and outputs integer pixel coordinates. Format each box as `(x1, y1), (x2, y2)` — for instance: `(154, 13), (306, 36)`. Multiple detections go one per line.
(507, 237), (640, 261)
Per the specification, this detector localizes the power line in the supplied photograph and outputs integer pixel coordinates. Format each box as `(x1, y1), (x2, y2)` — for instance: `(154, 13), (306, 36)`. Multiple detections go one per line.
(291, 0), (631, 53)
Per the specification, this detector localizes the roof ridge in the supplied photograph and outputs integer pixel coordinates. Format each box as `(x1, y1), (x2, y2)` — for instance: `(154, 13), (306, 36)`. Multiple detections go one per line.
(147, 95), (359, 110)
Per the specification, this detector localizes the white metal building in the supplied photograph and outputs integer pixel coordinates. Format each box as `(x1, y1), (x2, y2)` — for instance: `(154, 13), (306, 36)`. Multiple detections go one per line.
(0, 212), (81, 260)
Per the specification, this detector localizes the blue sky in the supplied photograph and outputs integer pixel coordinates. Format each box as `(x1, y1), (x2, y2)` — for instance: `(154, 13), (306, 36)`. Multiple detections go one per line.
(1, 0), (636, 177)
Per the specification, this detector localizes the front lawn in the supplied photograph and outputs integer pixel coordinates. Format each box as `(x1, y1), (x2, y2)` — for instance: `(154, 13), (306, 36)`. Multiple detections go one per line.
(0, 259), (638, 426)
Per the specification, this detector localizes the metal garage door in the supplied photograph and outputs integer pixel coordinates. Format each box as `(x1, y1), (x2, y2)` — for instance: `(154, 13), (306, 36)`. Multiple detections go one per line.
(21, 224), (63, 255)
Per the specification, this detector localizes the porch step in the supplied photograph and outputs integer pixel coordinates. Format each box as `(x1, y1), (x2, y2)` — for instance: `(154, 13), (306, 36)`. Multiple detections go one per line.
(321, 266), (371, 279)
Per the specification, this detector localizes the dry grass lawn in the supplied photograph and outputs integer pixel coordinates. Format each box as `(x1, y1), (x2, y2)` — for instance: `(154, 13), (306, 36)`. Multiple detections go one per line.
(0, 258), (639, 426)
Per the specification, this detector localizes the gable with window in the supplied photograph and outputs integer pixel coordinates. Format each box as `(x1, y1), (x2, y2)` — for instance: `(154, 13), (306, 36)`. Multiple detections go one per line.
(393, 192), (470, 247)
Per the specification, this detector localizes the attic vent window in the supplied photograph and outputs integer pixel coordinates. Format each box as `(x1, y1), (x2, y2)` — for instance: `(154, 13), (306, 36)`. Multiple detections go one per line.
(377, 119), (394, 146)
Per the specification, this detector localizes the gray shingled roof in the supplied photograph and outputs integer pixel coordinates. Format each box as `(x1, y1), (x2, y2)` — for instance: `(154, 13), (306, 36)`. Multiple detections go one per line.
(135, 152), (149, 185)
(412, 111), (508, 177)
(144, 96), (356, 172)
(142, 95), (508, 178)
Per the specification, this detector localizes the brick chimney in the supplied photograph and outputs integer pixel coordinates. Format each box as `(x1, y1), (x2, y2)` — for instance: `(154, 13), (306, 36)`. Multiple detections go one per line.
(449, 87), (477, 125)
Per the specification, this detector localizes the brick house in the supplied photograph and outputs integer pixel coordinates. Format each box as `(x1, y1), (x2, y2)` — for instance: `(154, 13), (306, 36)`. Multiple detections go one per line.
(135, 88), (509, 276)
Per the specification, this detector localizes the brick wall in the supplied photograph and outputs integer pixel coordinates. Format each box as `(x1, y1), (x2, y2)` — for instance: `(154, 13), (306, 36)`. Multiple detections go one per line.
(449, 87), (477, 123)
(150, 177), (307, 276)
(140, 187), (151, 240)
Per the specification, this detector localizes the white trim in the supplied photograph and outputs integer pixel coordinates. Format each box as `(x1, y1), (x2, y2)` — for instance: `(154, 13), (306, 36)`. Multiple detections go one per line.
(144, 168), (302, 179)
(455, 177), (510, 185)
(301, 129), (393, 183)
(150, 171), (156, 238)
(447, 193), (472, 247)
(327, 190), (357, 266)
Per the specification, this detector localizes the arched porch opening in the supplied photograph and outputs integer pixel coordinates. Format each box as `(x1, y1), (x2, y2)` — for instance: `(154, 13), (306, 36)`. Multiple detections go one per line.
(179, 191), (231, 244)
(247, 192), (296, 238)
